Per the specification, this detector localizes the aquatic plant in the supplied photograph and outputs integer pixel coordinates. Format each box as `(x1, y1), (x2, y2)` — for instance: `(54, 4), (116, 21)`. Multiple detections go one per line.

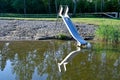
(95, 24), (120, 43)
(56, 34), (71, 40)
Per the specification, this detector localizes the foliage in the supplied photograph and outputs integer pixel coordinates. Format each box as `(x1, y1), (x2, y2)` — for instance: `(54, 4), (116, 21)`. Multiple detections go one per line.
(56, 34), (71, 40)
(0, 0), (120, 14)
(95, 24), (120, 43)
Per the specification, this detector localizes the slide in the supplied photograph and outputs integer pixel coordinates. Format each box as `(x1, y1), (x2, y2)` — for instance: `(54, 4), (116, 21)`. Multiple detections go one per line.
(62, 16), (87, 45)
(58, 5), (89, 46)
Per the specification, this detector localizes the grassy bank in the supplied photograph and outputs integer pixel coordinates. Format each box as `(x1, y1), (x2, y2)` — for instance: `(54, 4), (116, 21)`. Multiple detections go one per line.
(0, 14), (120, 43)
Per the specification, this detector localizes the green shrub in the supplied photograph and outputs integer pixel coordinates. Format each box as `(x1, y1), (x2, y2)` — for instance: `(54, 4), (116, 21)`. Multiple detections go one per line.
(95, 24), (120, 43)
(56, 34), (70, 40)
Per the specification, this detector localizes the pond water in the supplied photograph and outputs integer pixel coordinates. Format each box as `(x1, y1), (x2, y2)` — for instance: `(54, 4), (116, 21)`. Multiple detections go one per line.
(0, 40), (120, 80)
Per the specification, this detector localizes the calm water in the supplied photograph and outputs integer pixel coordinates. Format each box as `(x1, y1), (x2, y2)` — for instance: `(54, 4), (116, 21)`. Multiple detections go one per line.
(0, 40), (120, 80)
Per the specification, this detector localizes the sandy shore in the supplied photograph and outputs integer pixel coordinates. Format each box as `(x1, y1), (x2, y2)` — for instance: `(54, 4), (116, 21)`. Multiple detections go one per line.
(0, 19), (96, 41)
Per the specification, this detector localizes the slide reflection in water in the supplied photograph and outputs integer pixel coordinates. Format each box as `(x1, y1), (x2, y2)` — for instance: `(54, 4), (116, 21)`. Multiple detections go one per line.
(58, 46), (81, 72)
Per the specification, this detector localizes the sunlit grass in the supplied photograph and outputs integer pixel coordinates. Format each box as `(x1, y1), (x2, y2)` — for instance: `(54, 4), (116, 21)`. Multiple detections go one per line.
(72, 18), (120, 26)
(0, 17), (56, 21)
(1, 17), (120, 26)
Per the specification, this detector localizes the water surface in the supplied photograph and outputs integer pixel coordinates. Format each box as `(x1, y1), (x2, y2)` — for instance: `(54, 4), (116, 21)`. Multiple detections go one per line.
(0, 40), (120, 80)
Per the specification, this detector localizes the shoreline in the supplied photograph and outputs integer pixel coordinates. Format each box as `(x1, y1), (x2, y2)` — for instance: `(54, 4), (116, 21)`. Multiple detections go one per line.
(0, 19), (96, 41)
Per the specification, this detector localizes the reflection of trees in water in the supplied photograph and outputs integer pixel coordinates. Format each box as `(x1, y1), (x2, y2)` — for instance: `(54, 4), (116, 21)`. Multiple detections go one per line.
(0, 43), (10, 71)
(91, 42), (120, 79)
(11, 41), (120, 80)
(10, 41), (73, 80)
(60, 42), (120, 80)
(1, 41), (120, 80)
(37, 41), (72, 79)
(112, 57), (120, 79)
(12, 50), (37, 80)
(95, 52), (120, 80)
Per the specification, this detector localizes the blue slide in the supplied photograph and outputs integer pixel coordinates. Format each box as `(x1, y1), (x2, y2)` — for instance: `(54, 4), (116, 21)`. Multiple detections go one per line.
(59, 5), (90, 47)
(62, 16), (87, 45)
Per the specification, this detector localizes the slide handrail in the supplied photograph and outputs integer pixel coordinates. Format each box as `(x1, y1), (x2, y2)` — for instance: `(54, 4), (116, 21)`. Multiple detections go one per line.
(64, 5), (69, 17)
(58, 5), (63, 17)
(58, 5), (69, 17)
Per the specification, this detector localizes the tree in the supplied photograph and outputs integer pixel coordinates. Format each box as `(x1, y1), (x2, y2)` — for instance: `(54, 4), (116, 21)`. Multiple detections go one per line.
(12, 0), (24, 13)
(101, 0), (105, 12)
(0, 0), (120, 15)
(48, 0), (51, 13)
(31, 0), (45, 13)
(23, 0), (26, 14)
(73, 0), (77, 16)
(118, 0), (120, 18)
(0, 0), (12, 13)
(55, 0), (58, 13)
(94, 0), (98, 12)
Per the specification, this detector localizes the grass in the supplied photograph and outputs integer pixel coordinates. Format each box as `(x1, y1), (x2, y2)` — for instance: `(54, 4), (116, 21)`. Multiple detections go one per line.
(0, 17), (56, 21)
(0, 13), (56, 18)
(72, 18), (120, 26)
(0, 13), (56, 21)
(1, 17), (120, 26)
(95, 24), (120, 43)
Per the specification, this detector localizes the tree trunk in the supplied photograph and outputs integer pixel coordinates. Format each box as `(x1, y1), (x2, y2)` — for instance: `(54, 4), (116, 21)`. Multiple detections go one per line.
(95, 0), (97, 12)
(100, 0), (105, 12)
(118, 0), (120, 18)
(48, 0), (51, 14)
(55, 0), (58, 13)
(73, 0), (77, 16)
(24, 0), (26, 14)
